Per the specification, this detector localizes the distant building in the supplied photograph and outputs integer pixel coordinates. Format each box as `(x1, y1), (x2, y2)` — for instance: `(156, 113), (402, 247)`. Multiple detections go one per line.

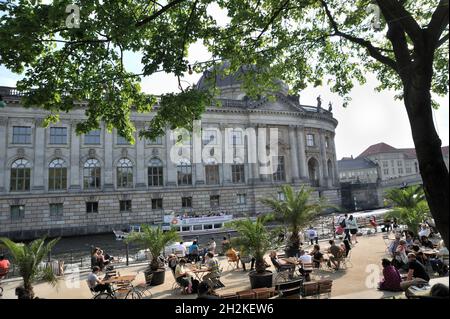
(337, 157), (380, 184)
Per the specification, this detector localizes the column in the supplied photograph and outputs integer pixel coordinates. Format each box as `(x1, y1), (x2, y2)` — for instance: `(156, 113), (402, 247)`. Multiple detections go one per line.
(32, 118), (45, 191)
(288, 126), (300, 182)
(250, 126), (260, 184)
(103, 128), (114, 190)
(69, 121), (81, 192)
(319, 130), (329, 186)
(221, 124), (231, 185)
(165, 128), (177, 186)
(296, 127), (308, 179)
(135, 123), (146, 189)
(0, 117), (7, 192)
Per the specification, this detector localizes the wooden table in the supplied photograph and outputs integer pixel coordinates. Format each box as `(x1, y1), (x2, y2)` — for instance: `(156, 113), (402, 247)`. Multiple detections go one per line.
(188, 267), (210, 281)
(421, 248), (440, 256)
(103, 275), (136, 284)
(281, 257), (299, 265)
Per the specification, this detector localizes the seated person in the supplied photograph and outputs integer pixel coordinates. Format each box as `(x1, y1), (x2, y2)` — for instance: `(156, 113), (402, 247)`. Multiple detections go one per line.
(91, 247), (100, 269)
(167, 254), (178, 273)
(269, 251), (295, 275)
(96, 249), (112, 271)
(388, 235), (401, 257)
(175, 258), (193, 293)
(225, 247), (240, 269)
(298, 250), (312, 280)
(429, 240), (449, 276)
(418, 224), (431, 238)
(430, 283), (449, 298)
(203, 252), (224, 289)
(378, 259), (402, 291)
(420, 236), (434, 249)
(310, 245), (324, 268)
(393, 240), (408, 270)
(400, 253), (430, 291)
(197, 281), (220, 299)
(0, 255), (10, 276)
(405, 234), (414, 247)
(87, 266), (112, 294)
(327, 240), (344, 270)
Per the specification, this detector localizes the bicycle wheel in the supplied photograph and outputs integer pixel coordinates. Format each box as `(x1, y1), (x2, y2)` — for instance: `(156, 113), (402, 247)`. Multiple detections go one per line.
(94, 292), (115, 299)
(125, 288), (142, 299)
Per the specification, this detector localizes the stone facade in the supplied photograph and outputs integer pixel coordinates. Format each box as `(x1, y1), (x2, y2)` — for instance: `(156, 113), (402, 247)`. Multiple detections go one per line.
(0, 84), (340, 240)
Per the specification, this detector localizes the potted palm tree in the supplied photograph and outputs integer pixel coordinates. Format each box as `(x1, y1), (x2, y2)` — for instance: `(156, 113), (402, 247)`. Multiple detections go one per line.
(0, 237), (59, 299)
(125, 225), (179, 286)
(261, 185), (326, 257)
(229, 215), (275, 289)
(385, 185), (430, 237)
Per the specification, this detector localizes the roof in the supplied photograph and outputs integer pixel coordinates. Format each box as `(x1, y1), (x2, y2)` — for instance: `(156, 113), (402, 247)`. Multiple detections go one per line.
(358, 142), (449, 159)
(337, 158), (378, 171)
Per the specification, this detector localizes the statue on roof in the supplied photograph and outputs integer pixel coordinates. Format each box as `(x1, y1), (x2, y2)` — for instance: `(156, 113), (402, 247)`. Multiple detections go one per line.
(316, 95), (322, 111)
(328, 102), (333, 112)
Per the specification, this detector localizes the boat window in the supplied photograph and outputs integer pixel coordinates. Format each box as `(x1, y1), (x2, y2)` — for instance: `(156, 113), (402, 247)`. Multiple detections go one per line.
(214, 223), (222, 229)
(181, 226), (190, 232)
(193, 225), (203, 231)
(173, 226), (180, 231)
(203, 224), (213, 230)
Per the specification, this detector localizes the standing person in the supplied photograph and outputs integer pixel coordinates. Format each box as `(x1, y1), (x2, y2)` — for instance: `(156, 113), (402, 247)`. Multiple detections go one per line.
(346, 215), (359, 244)
(188, 241), (200, 262)
(176, 241), (187, 257)
(340, 214), (350, 241)
(167, 254), (178, 274)
(384, 218), (392, 233)
(221, 237), (231, 255)
(369, 215), (378, 233)
(392, 217), (399, 233)
(208, 238), (216, 255)
(307, 226), (319, 245)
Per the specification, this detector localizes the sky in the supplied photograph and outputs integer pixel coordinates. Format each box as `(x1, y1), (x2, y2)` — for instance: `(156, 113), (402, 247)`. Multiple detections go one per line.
(0, 3), (448, 160)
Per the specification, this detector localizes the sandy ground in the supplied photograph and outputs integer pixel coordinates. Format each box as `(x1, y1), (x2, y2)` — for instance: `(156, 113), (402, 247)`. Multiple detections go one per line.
(1, 232), (448, 299)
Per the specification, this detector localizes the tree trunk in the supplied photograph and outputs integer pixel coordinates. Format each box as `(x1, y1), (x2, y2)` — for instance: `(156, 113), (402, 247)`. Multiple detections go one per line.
(404, 70), (449, 249)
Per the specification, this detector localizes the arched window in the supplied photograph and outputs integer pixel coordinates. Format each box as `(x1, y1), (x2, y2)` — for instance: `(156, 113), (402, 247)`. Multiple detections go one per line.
(177, 158), (192, 186)
(83, 158), (101, 189)
(308, 158), (320, 187)
(10, 158), (31, 191)
(148, 158), (164, 187)
(205, 158), (219, 185)
(49, 158), (67, 190)
(117, 158), (133, 188)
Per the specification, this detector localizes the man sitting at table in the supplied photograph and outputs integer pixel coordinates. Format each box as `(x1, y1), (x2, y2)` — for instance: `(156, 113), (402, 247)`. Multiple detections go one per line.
(87, 266), (112, 294)
(298, 250), (312, 281)
(310, 245), (324, 268)
(269, 251), (295, 277)
(203, 252), (224, 288)
(327, 240), (344, 270)
(175, 258), (193, 294)
(429, 240), (449, 276)
(420, 236), (434, 249)
(400, 253), (430, 291)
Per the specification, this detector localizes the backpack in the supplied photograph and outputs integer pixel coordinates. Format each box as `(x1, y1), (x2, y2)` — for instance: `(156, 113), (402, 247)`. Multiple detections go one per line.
(191, 245), (199, 255)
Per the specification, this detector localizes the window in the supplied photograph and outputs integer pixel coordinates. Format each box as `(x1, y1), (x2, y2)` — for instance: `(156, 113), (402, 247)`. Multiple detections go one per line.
(397, 160), (403, 167)
(272, 156), (286, 181)
(232, 164), (245, 183)
(383, 161), (388, 167)
(49, 203), (63, 218)
(152, 198), (163, 210)
(398, 168), (404, 174)
(325, 137), (330, 148)
(49, 127), (67, 144)
(119, 200), (132, 212)
(237, 194), (246, 205)
(392, 168), (396, 175)
(277, 192), (286, 201)
(117, 158), (133, 188)
(117, 134), (130, 145)
(210, 195), (220, 208)
(86, 202), (98, 213)
(230, 130), (243, 145)
(148, 136), (163, 145)
(205, 164), (220, 185)
(182, 197), (192, 208)
(49, 158), (67, 190)
(203, 129), (218, 145)
(383, 169), (389, 175)
(177, 159), (192, 186)
(84, 129), (101, 145)
(10, 205), (25, 220)
(10, 158), (31, 191)
(148, 158), (164, 186)
(83, 158), (101, 189)
(306, 134), (315, 147)
(12, 126), (32, 144)
(406, 167), (412, 174)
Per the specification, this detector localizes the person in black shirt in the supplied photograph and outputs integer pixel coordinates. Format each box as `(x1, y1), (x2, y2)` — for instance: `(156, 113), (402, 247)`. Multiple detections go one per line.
(420, 236), (434, 249)
(400, 253), (430, 291)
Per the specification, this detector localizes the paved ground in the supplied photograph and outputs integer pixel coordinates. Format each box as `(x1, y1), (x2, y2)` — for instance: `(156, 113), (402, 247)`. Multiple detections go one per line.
(1, 232), (448, 299)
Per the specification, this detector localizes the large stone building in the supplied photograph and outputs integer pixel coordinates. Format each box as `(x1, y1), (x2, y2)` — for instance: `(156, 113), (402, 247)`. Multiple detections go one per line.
(0, 74), (340, 240)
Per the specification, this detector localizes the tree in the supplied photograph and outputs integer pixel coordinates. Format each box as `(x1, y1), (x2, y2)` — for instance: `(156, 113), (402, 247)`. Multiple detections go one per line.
(385, 185), (430, 236)
(228, 215), (274, 273)
(0, 1), (448, 246)
(0, 237), (59, 299)
(261, 185), (325, 256)
(125, 225), (179, 271)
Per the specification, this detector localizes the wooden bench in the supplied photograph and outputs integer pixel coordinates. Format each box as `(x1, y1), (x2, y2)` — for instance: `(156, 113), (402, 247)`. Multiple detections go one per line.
(220, 287), (276, 299)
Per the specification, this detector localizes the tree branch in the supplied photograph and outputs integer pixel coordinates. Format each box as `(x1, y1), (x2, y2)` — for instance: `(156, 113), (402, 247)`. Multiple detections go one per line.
(436, 32), (449, 48)
(320, 0), (398, 72)
(427, 0), (449, 48)
(376, 0), (423, 46)
(135, 0), (186, 27)
(254, 0), (290, 44)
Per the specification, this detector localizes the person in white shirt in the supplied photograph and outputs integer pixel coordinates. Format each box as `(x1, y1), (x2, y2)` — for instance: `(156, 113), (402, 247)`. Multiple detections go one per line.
(430, 240), (449, 276)
(208, 238), (216, 254)
(346, 215), (359, 244)
(87, 266), (112, 294)
(418, 224), (431, 238)
(298, 250), (312, 281)
(307, 227), (318, 245)
(176, 241), (187, 257)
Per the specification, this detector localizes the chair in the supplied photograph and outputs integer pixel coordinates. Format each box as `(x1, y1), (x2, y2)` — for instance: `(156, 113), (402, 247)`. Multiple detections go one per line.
(317, 279), (333, 299)
(225, 252), (240, 271)
(134, 273), (153, 298)
(86, 280), (115, 299)
(275, 278), (303, 299)
(170, 270), (185, 294)
(252, 287), (276, 299)
(301, 281), (319, 299)
(300, 262), (314, 281)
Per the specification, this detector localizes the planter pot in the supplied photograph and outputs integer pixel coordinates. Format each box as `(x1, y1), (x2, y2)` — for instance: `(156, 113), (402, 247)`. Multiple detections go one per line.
(248, 270), (273, 289)
(148, 268), (165, 286)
